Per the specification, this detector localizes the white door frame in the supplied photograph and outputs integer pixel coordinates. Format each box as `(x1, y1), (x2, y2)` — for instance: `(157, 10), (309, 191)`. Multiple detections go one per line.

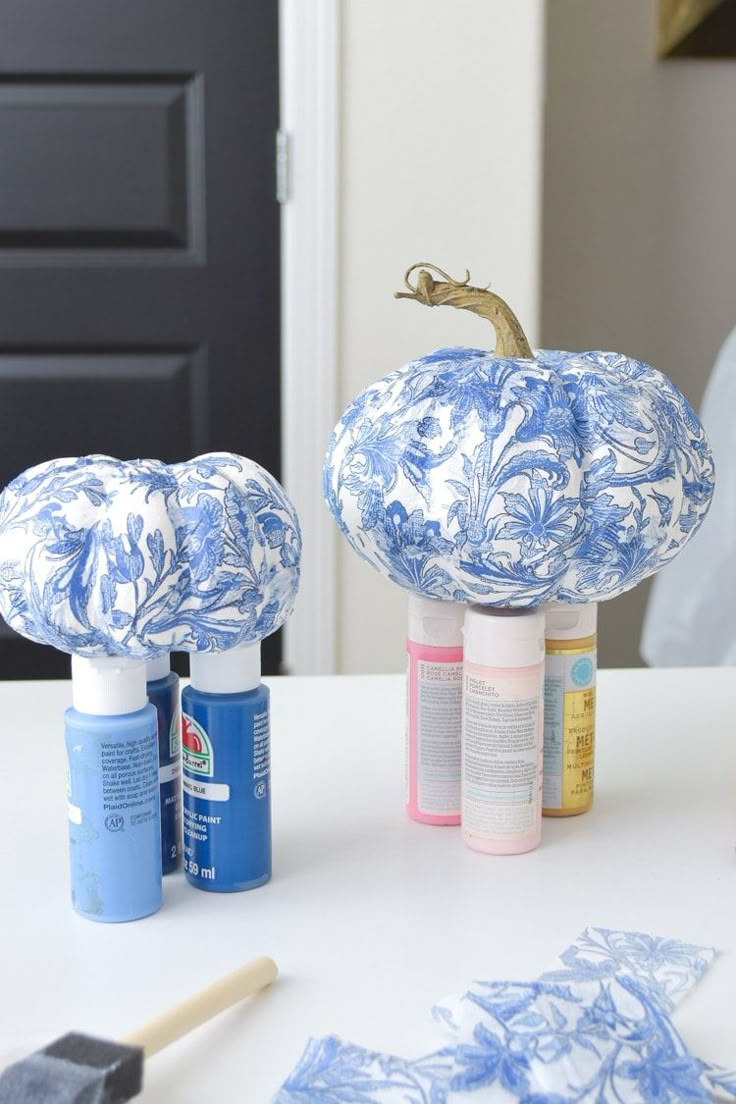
(279, 0), (340, 674)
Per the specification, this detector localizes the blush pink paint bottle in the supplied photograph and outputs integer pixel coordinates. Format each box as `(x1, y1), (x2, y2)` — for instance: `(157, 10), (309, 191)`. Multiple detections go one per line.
(406, 595), (465, 825)
(461, 606), (545, 855)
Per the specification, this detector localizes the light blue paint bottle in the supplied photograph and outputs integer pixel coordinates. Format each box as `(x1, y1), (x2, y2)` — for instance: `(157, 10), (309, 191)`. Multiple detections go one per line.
(146, 655), (182, 875)
(182, 643), (271, 892)
(65, 656), (162, 922)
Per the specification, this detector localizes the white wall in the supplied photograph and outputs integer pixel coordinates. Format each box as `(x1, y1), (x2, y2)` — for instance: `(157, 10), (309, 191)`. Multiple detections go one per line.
(337, 0), (546, 672)
(542, 0), (736, 668)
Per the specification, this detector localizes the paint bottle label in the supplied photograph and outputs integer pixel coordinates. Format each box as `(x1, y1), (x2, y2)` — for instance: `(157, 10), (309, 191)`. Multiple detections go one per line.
(181, 697), (271, 891)
(405, 655), (411, 807)
(65, 710), (161, 922)
(462, 662), (543, 841)
(148, 673), (182, 874)
(543, 639), (596, 815)
(407, 641), (463, 822)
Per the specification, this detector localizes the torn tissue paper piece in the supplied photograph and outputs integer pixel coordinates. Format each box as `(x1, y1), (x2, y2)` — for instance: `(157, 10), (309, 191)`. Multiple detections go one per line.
(274, 928), (736, 1103)
(273, 1040), (455, 1104)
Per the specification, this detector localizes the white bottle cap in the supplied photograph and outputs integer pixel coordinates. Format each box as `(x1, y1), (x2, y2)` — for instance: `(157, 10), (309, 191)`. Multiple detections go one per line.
(71, 655), (148, 716)
(146, 654), (171, 683)
(408, 594), (465, 647)
(189, 642), (261, 694)
(544, 601), (598, 641)
(463, 606), (545, 668)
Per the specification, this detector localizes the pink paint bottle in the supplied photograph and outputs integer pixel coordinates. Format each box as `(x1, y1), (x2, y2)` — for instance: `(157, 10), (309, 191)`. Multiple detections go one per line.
(406, 595), (465, 824)
(461, 606), (545, 855)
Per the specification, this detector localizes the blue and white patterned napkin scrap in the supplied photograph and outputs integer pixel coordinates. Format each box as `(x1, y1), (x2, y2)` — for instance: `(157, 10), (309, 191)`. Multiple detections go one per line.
(274, 928), (736, 1103)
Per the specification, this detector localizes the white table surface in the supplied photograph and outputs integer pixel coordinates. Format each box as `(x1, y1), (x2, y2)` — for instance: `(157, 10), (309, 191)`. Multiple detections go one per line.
(0, 670), (734, 1100)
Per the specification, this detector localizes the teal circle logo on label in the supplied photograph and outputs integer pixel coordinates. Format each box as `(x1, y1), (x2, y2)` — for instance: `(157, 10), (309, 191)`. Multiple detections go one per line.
(571, 657), (594, 686)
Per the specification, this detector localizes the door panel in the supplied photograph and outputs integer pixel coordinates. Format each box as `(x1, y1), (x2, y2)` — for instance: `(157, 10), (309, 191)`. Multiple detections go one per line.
(0, 78), (202, 254)
(0, 348), (209, 483)
(0, 2), (281, 677)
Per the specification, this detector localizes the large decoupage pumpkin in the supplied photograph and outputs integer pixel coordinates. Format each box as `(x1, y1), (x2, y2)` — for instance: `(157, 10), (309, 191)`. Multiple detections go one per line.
(324, 264), (714, 606)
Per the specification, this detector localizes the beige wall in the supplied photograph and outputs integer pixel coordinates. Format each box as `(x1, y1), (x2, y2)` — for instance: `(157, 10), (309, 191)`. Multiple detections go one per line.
(337, 0), (545, 673)
(542, 0), (736, 667)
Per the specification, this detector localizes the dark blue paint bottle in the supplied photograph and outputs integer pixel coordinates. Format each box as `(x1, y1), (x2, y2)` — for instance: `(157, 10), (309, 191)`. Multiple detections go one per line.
(146, 655), (182, 875)
(181, 643), (270, 892)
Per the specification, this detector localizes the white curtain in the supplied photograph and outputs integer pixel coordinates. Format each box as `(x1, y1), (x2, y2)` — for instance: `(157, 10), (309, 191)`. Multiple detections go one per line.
(641, 326), (736, 666)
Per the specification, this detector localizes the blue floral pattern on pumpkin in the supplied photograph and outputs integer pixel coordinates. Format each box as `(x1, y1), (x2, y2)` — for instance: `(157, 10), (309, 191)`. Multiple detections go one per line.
(0, 452), (301, 658)
(324, 348), (714, 605)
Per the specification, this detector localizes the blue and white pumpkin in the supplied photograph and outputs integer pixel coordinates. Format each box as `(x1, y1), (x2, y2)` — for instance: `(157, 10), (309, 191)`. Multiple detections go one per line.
(0, 452), (301, 657)
(324, 265), (714, 606)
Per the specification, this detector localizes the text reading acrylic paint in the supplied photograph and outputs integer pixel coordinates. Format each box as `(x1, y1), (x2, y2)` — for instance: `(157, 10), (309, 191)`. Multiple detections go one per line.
(543, 648), (596, 814)
(462, 671), (541, 837)
(417, 659), (462, 816)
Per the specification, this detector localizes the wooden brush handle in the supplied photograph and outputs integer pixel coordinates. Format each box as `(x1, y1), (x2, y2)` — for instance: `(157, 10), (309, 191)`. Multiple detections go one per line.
(121, 956), (277, 1058)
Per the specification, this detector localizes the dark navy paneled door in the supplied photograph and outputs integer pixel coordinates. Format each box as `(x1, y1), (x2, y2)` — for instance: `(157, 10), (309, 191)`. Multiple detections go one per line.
(0, 1), (281, 677)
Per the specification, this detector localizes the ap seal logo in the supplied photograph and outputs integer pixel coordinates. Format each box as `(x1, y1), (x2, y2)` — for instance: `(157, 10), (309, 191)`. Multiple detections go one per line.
(571, 656), (594, 687)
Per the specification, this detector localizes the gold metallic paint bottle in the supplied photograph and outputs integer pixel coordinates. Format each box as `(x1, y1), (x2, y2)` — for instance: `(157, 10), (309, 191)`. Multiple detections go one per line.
(542, 603), (597, 817)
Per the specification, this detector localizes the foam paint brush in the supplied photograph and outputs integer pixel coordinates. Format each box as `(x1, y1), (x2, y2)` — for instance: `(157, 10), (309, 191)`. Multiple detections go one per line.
(0, 955), (277, 1103)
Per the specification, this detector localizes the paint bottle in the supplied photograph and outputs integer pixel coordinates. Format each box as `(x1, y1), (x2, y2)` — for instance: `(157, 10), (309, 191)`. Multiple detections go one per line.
(542, 602), (597, 817)
(461, 607), (545, 855)
(146, 655), (182, 874)
(181, 643), (270, 892)
(65, 656), (161, 922)
(406, 595), (465, 824)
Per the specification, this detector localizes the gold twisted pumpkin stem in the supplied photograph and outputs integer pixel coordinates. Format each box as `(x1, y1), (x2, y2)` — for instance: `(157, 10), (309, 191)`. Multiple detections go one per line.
(395, 262), (533, 359)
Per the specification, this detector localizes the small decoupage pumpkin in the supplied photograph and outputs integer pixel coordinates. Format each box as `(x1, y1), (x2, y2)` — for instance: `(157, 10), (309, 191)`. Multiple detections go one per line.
(324, 264), (714, 606)
(0, 453), (301, 657)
